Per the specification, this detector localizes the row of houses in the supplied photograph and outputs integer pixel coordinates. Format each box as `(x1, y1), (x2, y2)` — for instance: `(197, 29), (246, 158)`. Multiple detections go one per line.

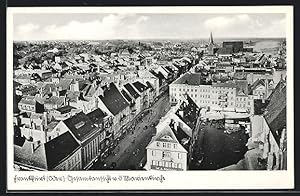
(13, 58), (195, 171)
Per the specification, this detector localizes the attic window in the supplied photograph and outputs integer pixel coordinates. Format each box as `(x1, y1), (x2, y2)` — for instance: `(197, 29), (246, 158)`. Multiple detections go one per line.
(75, 121), (85, 129)
(162, 135), (172, 140)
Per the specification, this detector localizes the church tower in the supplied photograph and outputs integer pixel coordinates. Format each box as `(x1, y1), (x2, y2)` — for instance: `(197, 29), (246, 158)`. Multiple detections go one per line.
(209, 32), (214, 45)
(207, 32), (215, 55)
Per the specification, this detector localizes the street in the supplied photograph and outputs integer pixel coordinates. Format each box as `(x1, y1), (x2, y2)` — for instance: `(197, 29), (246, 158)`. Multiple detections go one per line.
(90, 92), (171, 170)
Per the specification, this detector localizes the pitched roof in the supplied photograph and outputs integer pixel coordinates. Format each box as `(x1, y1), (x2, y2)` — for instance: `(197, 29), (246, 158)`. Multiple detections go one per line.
(175, 94), (200, 129)
(19, 96), (36, 105)
(124, 83), (140, 99)
(44, 96), (64, 106)
(132, 81), (148, 93)
(121, 89), (132, 102)
(56, 105), (76, 114)
(147, 125), (187, 153)
(264, 81), (286, 145)
(152, 125), (179, 143)
(63, 112), (97, 142)
(87, 108), (107, 125)
(173, 73), (203, 85)
(44, 131), (80, 170)
(56, 79), (73, 91)
(99, 83), (129, 115)
(146, 81), (155, 91)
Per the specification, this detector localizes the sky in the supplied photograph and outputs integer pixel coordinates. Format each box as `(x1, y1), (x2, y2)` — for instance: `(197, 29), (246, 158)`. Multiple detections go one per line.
(13, 13), (286, 41)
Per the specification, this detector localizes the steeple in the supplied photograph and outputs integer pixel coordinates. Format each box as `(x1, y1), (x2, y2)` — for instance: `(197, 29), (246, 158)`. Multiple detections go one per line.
(209, 32), (214, 45)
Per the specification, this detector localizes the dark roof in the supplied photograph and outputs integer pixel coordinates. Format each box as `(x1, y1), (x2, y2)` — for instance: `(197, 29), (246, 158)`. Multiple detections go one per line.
(124, 83), (140, 99)
(64, 112), (96, 142)
(121, 89), (132, 102)
(175, 94), (200, 129)
(216, 47), (233, 55)
(146, 81), (155, 91)
(264, 81), (286, 145)
(254, 99), (270, 115)
(56, 105), (75, 114)
(164, 66), (174, 73)
(170, 125), (190, 151)
(44, 131), (80, 170)
(132, 81), (148, 93)
(87, 108), (107, 124)
(99, 83), (129, 115)
(173, 73), (203, 85)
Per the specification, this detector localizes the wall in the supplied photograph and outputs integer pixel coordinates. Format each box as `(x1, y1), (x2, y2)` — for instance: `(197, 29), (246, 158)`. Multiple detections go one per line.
(146, 141), (187, 171)
(54, 148), (82, 171)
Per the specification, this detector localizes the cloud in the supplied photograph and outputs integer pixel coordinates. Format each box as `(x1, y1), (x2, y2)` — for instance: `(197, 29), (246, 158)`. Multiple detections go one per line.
(204, 14), (251, 31)
(203, 14), (286, 38)
(17, 23), (40, 33)
(41, 14), (149, 40)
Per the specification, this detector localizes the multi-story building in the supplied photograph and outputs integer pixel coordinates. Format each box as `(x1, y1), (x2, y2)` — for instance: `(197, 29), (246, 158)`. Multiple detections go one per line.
(14, 131), (81, 171)
(169, 73), (252, 113)
(63, 112), (105, 170)
(144, 124), (188, 171)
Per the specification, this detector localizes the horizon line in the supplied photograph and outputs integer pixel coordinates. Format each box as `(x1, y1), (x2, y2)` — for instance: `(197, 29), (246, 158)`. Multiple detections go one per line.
(13, 37), (286, 42)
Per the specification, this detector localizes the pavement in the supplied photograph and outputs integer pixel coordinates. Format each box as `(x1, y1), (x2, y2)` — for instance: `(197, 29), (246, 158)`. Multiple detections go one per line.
(190, 120), (249, 170)
(90, 92), (171, 170)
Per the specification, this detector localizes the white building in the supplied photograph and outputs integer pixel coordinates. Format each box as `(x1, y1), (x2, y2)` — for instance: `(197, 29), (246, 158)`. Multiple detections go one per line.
(144, 124), (188, 171)
(169, 73), (253, 113)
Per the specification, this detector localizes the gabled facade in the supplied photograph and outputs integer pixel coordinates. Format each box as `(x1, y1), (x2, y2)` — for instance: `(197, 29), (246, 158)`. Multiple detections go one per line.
(145, 124), (188, 171)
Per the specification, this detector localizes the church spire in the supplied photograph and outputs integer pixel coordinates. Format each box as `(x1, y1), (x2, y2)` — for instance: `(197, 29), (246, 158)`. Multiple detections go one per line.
(209, 32), (214, 45)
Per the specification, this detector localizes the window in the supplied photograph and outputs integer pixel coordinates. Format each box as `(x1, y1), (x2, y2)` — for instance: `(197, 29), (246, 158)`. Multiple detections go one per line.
(179, 88), (181, 91)
(195, 89), (197, 92)
(157, 142), (160, 147)
(159, 161), (163, 166)
(173, 144), (177, 149)
(152, 150), (156, 156)
(195, 94), (197, 97)
(167, 143), (171, 148)
(177, 163), (182, 169)
(162, 151), (170, 158)
(162, 143), (166, 148)
(187, 89), (189, 92)
(178, 153), (182, 159)
(191, 89), (193, 92)
(171, 162), (175, 168)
